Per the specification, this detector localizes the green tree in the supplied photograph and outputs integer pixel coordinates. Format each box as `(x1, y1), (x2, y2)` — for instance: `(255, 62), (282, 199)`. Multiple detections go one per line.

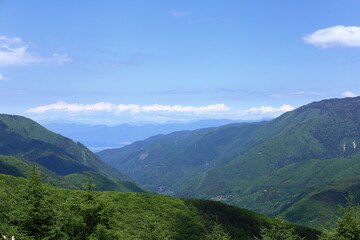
(20, 165), (54, 240)
(319, 193), (360, 240)
(58, 176), (118, 240)
(254, 218), (304, 240)
(206, 223), (232, 240)
(0, 184), (27, 239)
(337, 193), (360, 239)
(132, 213), (172, 240)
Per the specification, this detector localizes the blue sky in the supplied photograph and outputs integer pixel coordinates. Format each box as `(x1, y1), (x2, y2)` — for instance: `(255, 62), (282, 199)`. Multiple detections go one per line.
(1, 0), (360, 125)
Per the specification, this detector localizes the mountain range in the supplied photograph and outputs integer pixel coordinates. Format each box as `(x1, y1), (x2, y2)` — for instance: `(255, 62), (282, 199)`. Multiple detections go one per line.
(44, 119), (258, 151)
(97, 97), (360, 229)
(0, 114), (320, 239)
(1, 97), (358, 231)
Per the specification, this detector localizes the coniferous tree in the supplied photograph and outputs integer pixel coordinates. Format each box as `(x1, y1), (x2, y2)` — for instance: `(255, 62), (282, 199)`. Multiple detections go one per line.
(319, 193), (360, 240)
(0, 180), (27, 239)
(58, 176), (118, 240)
(134, 213), (172, 240)
(337, 193), (360, 239)
(21, 165), (54, 239)
(206, 223), (232, 240)
(254, 218), (304, 240)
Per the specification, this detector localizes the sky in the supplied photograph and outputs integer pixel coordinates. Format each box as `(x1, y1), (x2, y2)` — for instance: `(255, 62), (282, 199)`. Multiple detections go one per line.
(1, 0), (360, 125)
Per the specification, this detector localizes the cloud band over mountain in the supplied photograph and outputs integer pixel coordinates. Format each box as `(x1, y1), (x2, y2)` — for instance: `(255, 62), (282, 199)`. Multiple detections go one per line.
(25, 101), (295, 125)
(26, 101), (231, 114)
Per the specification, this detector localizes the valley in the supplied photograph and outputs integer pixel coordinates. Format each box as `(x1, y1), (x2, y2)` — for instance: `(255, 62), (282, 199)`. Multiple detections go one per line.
(1, 97), (360, 239)
(2, 1), (360, 238)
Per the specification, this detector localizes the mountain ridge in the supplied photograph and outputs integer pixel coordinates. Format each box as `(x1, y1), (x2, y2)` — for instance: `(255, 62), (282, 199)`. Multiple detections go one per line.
(97, 96), (360, 228)
(44, 119), (264, 151)
(0, 114), (149, 193)
(0, 113), (125, 180)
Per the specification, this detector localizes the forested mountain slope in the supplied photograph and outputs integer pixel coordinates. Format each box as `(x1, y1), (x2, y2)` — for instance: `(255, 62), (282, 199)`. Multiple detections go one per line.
(98, 97), (360, 228)
(0, 114), (124, 180)
(0, 114), (148, 193)
(0, 153), (147, 193)
(98, 121), (267, 193)
(187, 97), (360, 197)
(0, 173), (318, 239)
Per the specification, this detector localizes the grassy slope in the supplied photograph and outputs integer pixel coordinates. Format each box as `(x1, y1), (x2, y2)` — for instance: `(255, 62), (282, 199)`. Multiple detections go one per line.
(0, 173), (319, 240)
(0, 114), (125, 180)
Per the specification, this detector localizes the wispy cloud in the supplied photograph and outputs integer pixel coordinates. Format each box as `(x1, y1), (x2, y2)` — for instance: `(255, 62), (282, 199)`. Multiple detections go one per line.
(0, 74), (10, 81)
(342, 91), (359, 98)
(170, 10), (190, 17)
(0, 36), (71, 66)
(270, 91), (323, 99)
(157, 88), (248, 95)
(303, 25), (360, 48)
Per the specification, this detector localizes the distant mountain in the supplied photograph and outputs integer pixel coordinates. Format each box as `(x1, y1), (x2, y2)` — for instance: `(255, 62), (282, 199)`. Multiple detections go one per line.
(44, 119), (259, 151)
(97, 97), (360, 228)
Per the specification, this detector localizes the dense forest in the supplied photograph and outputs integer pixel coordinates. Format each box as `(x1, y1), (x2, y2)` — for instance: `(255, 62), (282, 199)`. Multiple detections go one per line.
(1, 166), (359, 239)
(0, 166), (323, 240)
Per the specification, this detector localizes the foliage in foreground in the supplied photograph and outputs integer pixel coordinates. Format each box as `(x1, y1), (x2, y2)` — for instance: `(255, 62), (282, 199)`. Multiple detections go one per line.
(254, 194), (360, 240)
(318, 193), (360, 240)
(0, 169), (320, 240)
(252, 192), (360, 240)
(254, 218), (305, 240)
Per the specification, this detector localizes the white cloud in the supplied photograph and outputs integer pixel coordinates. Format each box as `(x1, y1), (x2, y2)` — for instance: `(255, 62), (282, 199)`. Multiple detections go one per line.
(170, 10), (190, 17)
(342, 91), (359, 98)
(303, 25), (360, 48)
(0, 36), (71, 66)
(26, 101), (230, 114)
(0, 74), (10, 81)
(246, 104), (295, 114)
(25, 101), (296, 125)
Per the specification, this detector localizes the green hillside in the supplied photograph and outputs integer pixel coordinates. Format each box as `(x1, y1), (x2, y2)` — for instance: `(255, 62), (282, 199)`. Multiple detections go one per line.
(0, 114), (125, 180)
(0, 114), (149, 193)
(282, 175), (360, 230)
(181, 97), (360, 227)
(0, 154), (147, 193)
(98, 97), (360, 228)
(98, 122), (267, 193)
(0, 173), (319, 239)
(187, 97), (360, 196)
(64, 171), (148, 192)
